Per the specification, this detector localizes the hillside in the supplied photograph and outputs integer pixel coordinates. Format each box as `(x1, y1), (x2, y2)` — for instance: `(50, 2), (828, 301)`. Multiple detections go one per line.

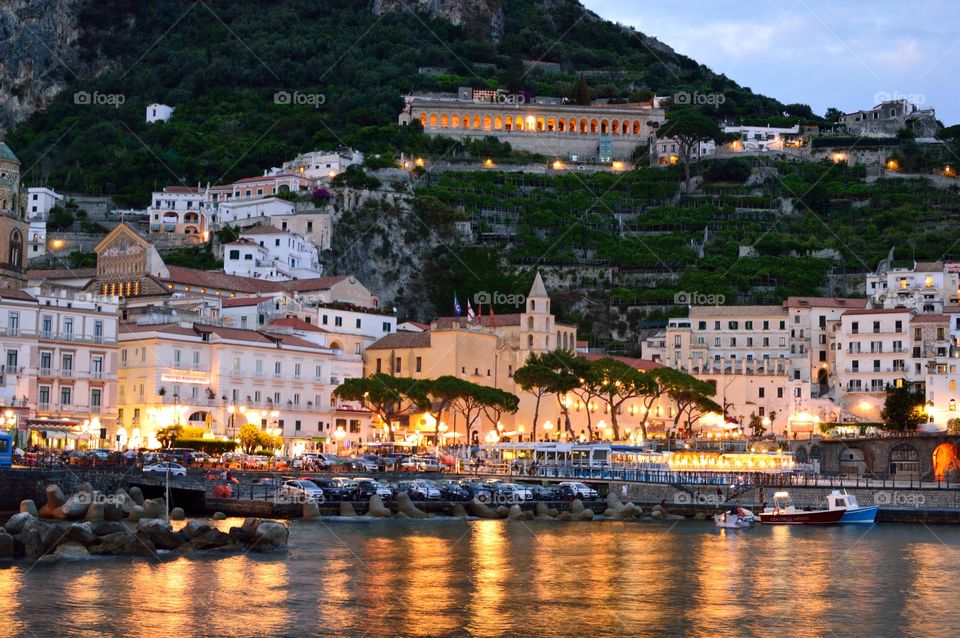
(5, 0), (794, 204)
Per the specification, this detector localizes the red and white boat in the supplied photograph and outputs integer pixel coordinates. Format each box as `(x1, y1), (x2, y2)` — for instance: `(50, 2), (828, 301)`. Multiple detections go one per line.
(758, 491), (846, 525)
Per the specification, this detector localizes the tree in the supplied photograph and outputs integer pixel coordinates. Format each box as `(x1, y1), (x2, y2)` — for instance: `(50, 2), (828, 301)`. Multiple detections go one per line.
(669, 376), (723, 436)
(541, 350), (585, 438)
(656, 113), (725, 194)
(570, 73), (593, 106)
(480, 387), (520, 435)
(513, 353), (556, 441)
(568, 357), (605, 440)
(748, 412), (765, 439)
(237, 423), (262, 455)
(636, 367), (686, 439)
(156, 424), (183, 449)
(824, 107), (844, 122)
(502, 54), (526, 94)
(448, 384), (496, 446)
(256, 431), (283, 453)
(880, 385), (925, 431)
(333, 374), (431, 441)
(589, 358), (656, 440)
(48, 205), (74, 230)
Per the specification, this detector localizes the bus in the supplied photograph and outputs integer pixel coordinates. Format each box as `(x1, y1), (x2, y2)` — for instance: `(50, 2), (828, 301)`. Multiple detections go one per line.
(0, 431), (12, 469)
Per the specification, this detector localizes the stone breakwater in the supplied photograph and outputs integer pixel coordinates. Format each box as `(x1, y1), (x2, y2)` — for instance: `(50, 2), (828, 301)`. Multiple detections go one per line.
(0, 483), (288, 561)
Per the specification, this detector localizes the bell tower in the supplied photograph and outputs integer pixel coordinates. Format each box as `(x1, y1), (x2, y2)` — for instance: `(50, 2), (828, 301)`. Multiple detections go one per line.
(0, 135), (28, 289)
(520, 271), (553, 353)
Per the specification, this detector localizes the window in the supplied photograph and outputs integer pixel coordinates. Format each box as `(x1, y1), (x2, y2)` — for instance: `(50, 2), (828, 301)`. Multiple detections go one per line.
(92, 357), (103, 379)
(90, 389), (102, 409)
(61, 354), (73, 375)
(762, 321), (769, 330)
(5, 349), (16, 369)
(382, 322), (391, 333)
(895, 320), (902, 332)
(759, 387), (765, 398)
(193, 351), (200, 367)
(294, 363), (302, 379)
(779, 321), (785, 330)
(873, 321), (880, 334)
(395, 359), (402, 373)
(415, 357), (422, 373)
(335, 317), (342, 327)
(714, 337), (721, 347)
(322, 315), (328, 325)
(60, 386), (72, 406)
(778, 337), (786, 347)
(39, 386), (49, 406)
(229, 250), (240, 260)
(232, 357), (241, 372)
(914, 328), (922, 340)
(173, 350), (182, 368)
(674, 336), (682, 348)
(728, 321), (738, 330)
(852, 322), (859, 334)
(745, 321), (753, 330)
(8, 311), (18, 336)
(777, 387), (783, 398)
(41, 352), (53, 374)
(698, 321), (706, 330)
(274, 361), (282, 377)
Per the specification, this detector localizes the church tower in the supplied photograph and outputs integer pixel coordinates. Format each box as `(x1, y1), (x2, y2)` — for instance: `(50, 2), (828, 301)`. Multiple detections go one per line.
(520, 271), (554, 353)
(0, 137), (29, 289)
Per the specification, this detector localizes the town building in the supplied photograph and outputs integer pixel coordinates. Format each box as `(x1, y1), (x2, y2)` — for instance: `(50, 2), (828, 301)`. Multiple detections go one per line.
(841, 99), (938, 138)
(25, 187), (63, 220)
(223, 225), (323, 281)
(722, 124), (801, 152)
(399, 87), (665, 161)
(0, 140), (29, 289)
(147, 186), (207, 237)
(146, 103), (175, 124)
(281, 148), (364, 180)
(652, 138), (716, 165)
(866, 259), (959, 313)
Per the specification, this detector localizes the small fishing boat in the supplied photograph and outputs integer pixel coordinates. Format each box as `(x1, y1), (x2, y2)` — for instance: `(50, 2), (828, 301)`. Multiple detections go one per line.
(827, 490), (879, 525)
(758, 491), (845, 525)
(714, 507), (752, 529)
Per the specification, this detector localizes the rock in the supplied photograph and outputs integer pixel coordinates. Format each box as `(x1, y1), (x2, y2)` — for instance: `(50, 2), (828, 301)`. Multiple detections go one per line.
(557, 511), (573, 521)
(66, 522), (99, 546)
(169, 507), (186, 521)
(650, 509), (664, 520)
(451, 503), (469, 518)
(571, 499), (586, 515)
(228, 520), (258, 546)
(59, 494), (92, 520)
(252, 521), (289, 550)
(466, 498), (499, 519)
(368, 496), (391, 518)
(20, 518), (56, 558)
(548, 508), (560, 517)
(137, 519), (186, 550)
(5, 511), (36, 534)
(396, 493), (427, 519)
(303, 501), (322, 520)
(0, 530), (14, 559)
(394, 511), (410, 519)
(113, 489), (135, 514)
(84, 503), (105, 523)
(339, 502), (358, 517)
(535, 502), (556, 520)
(212, 511), (226, 520)
(603, 493), (642, 520)
(508, 504), (532, 521)
(46, 485), (66, 508)
(128, 486), (145, 505)
(190, 528), (233, 550)
(181, 520), (213, 539)
(577, 508), (595, 521)
(89, 531), (156, 557)
(53, 541), (90, 559)
(103, 503), (123, 521)
(92, 521), (126, 536)
(19, 500), (38, 516)
(76, 482), (95, 496)
(142, 498), (166, 519)
(694, 512), (707, 521)
(128, 505), (145, 522)
(495, 505), (509, 519)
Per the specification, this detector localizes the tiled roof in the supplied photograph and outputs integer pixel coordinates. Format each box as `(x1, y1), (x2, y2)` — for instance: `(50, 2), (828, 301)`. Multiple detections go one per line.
(232, 174), (302, 184)
(280, 276), (350, 292)
(910, 314), (948, 323)
(432, 313), (523, 329)
(221, 295), (276, 308)
(263, 317), (328, 333)
(581, 353), (663, 371)
(841, 307), (912, 316)
(27, 268), (98, 280)
(914, 261), (943, 273)
(0, 288), (36, 302)
(240, 225), (286, 236)
(120, 322), (328, 351)
(366, 332), (432, 350)
(162, 185), (202, 194)
(690, 305), (787, 317)
(164, 267), (352, 295)
(785, 297), (868, 309)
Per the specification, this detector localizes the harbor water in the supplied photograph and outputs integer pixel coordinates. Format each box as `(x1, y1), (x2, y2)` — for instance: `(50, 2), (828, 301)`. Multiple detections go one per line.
(1, 517), (957, 637)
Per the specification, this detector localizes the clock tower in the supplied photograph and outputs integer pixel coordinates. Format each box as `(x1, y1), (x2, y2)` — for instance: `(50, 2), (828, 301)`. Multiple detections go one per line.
(0, 136), (28, 289)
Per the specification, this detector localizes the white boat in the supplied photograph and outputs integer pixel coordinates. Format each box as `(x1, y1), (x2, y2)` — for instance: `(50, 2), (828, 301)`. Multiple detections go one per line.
(714, 508), (752, 529)
(826, 489), (879, 525)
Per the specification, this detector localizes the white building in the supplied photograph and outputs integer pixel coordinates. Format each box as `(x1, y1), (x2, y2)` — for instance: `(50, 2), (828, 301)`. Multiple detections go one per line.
(866, 260), (959, 313)
(215, 197), (295, 227)
(27, 221), (46, 260)
(653, 138), (716, 165)
(223, 225), (322, 281)
(282, 148), (364, 180)
(148, 186), (207, 236)
(25, 187), (63, 220)
(146, 104), (175, 124)
(117, 320), (369, 454)
(722, 124), (801, 152)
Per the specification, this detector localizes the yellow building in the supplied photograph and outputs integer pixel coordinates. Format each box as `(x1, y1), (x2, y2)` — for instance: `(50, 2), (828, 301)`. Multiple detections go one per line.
(363, 273), (577, 444)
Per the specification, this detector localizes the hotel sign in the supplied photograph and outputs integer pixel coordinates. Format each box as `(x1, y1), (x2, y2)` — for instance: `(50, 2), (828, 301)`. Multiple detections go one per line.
(160, 372), (210, 385)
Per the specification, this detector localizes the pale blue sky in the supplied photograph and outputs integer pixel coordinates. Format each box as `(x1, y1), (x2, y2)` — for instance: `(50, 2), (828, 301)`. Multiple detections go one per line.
(582, 0), (959, 125)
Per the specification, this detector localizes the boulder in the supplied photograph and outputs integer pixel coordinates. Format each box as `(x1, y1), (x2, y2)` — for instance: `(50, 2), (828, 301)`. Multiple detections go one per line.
(451, 503), (469, 518)
(212, 511), (227, 520)
(466, 498), (499, 519)
(128, 486), (145, 505)
(169, 507), (186, 521)
(127, 505), (145, 522)
(113, 489), (136, 514)
(368, 496), (391, 518)
(557, 511), (573, 522)
(137, 519), (186, 550)
(0, 530), (14, 559)
(66, 522), (99, 546)
(20, 518), (56, 558)
(534, 502), (556, 520)
(495, 506), (509, 519)
(571, 499), (586, 515)
(303, 501), (322, 520)
(252, 521), (289, 550)
(92, 521), (126, 537)
(396, 493), (427, 519)
(59, 494), (92, 520)
(339, 502), (358, 517)
(508, 504), (532, 521)
(103, 503), (124, 521)
(84, 503), (105, 523)
(190, 528), (233, 551)
(89, 531), (156, 557)
(181, 520), (213, 539)
(19, 500), (38, 516)
(5, 511), (36, 534)
(577, 508), (595, 521)
(53, 541), (90, 560)
(549, 508), (560, 517)
(228, 521), (258, 546)
(142, 498), (166, 519)
(694, 512), (708, 521)
(602, 493), (642, 520)
(650, 509), (664, 520)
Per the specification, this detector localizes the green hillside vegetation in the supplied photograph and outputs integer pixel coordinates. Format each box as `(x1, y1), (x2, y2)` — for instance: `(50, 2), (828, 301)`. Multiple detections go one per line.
(8, 0), (800, 205)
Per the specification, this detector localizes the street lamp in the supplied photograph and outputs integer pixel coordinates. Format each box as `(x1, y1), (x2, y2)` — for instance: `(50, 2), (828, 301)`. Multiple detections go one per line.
(543, 420), (553, 441)
(334, 426), (346, 455)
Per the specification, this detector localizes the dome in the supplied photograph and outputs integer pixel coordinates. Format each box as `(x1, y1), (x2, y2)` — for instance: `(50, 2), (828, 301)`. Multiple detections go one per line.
(0, 142), (19, 164)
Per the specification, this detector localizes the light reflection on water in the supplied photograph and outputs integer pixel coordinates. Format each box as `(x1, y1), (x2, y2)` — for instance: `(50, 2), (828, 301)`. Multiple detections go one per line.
(1, 518), (959, 637)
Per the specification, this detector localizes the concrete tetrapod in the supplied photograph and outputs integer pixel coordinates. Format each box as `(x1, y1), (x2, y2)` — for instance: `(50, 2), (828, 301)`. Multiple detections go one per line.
(303, 501), (322, 520)
(570, 499), (594, 521)
(466, 498), (500, 519)
(339, 501), (359, 517)
(602, 492), (642, 520)
(368, 495), (392, 518)
(396, 493), (427, 519)
(534, 502), (557, 520)
(508, 504), (533, 521)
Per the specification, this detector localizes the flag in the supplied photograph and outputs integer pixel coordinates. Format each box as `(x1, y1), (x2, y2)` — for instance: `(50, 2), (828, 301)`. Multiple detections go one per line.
(454, 293), (462, 317)
(489, 302), (496, 329)
(467, 300), (476, 322)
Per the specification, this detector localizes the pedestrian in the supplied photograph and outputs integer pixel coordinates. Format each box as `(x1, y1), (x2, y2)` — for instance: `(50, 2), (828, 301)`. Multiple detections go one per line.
(621, 484), (628, 500)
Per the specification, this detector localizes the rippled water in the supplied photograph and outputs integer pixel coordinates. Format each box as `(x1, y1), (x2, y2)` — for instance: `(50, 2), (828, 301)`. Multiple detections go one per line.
(2, 517), (958, 637)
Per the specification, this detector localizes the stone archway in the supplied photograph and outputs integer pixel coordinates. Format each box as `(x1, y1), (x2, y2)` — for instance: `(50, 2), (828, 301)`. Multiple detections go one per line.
(838, 447), (868, 476)
(888, 443), (920, 480)
(932, 442), (959, 480)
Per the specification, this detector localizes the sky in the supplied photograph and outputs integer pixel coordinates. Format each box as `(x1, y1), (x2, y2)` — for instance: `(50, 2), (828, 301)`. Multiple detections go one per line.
(581, 0), (960, 125)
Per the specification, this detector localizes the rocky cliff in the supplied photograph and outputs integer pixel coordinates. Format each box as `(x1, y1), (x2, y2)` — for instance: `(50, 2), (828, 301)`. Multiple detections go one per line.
(371, 0), (504, 40)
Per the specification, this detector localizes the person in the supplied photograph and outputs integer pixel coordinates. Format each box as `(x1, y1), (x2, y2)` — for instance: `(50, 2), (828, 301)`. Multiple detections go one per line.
(621, 484), (628, 500)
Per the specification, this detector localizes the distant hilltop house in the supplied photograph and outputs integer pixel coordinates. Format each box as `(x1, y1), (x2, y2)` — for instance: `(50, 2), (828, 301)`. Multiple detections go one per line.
(146, 103), (174, 124)
(398, 86), (665, 162)
(25, 186), (63, 220)
(280, 148), (364, 180)
(722, 124), (802, 152)
(841, 99), (937, 138)
(223, 224), (323, 281)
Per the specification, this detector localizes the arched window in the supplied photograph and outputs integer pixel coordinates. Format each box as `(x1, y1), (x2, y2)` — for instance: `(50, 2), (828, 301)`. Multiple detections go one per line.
(622, 120), (631, 135)
(558, 119), (566, 132)
(494, 115), (503, 130)
(611, 120), (620, 134)
(536, 117), (545, 131)
(7, 230), (22, 266)
(547, 117), (556, 132)
(515, 116), (524, 131)
(570, 118), (578, 133)
(590, 119), (598, 133)
(451, 115), (460, 128)
(483, 116), (492, 131)
(580, 119), (588, 133)
(633, 121), (641, 135)
(440, 114), (449, 128)
(545, 335), (550, 349)
(429, 113), (438, 127)
(419, 114), (427, 127)
(462, 114), (471, 129)
(527, 334), (534, 348)
(473, 115), (481, 128)
(601, 119), (609, 133)
(527, 316), (534, 330)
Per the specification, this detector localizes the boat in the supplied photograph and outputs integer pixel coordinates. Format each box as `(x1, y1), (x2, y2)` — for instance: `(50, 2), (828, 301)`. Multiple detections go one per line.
(714, 507), (752, 529)
(826, 489), (879, 525)
(758, 491), (846, 525)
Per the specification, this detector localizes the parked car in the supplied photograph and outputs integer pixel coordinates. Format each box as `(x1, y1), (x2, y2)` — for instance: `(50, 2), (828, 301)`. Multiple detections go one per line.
(527, 484), (560, 501)
(354, 478), (393, 499)
(496, 483), (534, 501)
(401, 455), (443, 472)
(353, 455), (382, 472)
(143, 462), (187, 477)
(279, 480), (324, 502)
(400, 480), (441, 500)
(459, 481), (492, 503)
(435, 480), (470, 501)
(558, 482), (598, 499)
(311, 477), (357, 500)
